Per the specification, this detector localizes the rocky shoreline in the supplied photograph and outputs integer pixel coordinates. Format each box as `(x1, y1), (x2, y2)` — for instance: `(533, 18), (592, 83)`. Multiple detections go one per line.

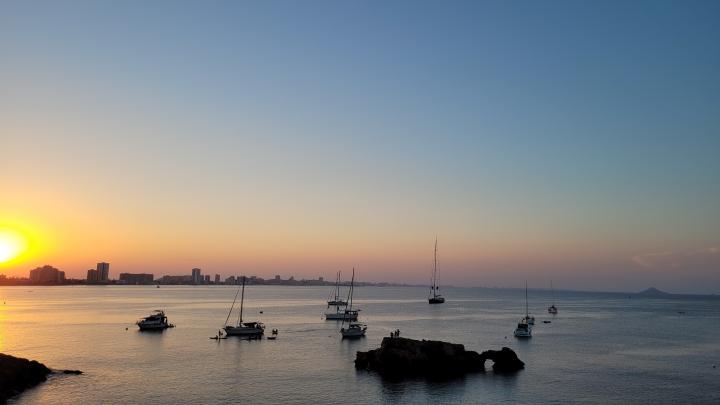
(355, 337), (524, 377)
(0, 353), (81, 403)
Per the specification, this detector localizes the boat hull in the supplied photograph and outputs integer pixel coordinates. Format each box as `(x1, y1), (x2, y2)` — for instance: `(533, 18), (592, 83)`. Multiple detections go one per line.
(341, 324), (367, 338)
(428, 297), (445, 304)
(514, 330), (532, 338)
(325, 312), (358, 321)
(224, 326), (264, 337)
(138, 323), (171, 331)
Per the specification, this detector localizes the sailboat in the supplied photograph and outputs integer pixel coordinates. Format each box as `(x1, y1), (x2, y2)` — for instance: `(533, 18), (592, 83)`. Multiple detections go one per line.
(548, 281), (558, 314)
(428, 238), (445, 304)
(340, 268), (366, 338)
(222, 276), (265, 337)
(514, 281), (533, 338)
(326, 271), (348, 306)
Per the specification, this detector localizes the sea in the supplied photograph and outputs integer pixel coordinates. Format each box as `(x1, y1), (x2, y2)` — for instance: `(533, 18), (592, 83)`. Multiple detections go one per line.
(1, 285), (718, 404)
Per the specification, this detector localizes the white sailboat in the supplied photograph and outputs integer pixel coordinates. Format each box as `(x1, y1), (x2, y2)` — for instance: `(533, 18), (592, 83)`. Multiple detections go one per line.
(548, 281), (558, 314)
(325, 270), (358, 320)
(514, 282), (533, 338)
(428, 238), (445, 304)
(340, 268), (366, 338)
(326, 270), (348, 306)
(222, 276), (265, 337)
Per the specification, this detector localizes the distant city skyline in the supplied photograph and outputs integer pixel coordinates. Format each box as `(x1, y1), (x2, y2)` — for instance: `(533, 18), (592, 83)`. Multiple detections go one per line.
(1, 1), (719, 294)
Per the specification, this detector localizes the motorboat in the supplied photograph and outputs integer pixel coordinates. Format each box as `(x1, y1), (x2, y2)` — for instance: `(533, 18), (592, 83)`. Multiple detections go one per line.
(513, 320), (532, 338)
(137, 310), (174, 331)
(341, 321), (367, 338)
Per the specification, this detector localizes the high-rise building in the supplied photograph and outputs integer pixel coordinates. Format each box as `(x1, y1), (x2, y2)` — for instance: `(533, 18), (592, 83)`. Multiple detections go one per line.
(204, 275), (210, 284)
(87, 269), (98, 282)
(97, 262), (110, 281)
(191, 268), (202, 284)
(214, 274), (220, 284)
(29, 265), (65, 284)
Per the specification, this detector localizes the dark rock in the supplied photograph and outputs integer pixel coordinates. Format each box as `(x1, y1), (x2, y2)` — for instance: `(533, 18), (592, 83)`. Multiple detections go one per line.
(0, 353), (52, 403)
(61, 369), (83, 375)
(480, 347), (525, 373)
(355, 337), (524, 377)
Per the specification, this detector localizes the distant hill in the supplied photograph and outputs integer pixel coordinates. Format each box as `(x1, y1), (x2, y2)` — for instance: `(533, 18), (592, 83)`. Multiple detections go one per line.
(636, 287), (672, 296)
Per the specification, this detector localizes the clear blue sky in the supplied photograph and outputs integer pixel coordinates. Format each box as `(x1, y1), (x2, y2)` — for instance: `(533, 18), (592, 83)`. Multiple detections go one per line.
(1, 1), (719, 293)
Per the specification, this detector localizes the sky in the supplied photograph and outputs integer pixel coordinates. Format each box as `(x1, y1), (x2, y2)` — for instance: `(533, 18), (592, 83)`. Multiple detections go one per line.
(1, 0), (718, 293)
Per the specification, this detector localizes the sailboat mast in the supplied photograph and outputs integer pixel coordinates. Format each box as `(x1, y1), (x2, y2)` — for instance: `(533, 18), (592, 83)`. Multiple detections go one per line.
(551, 281), (555, 306)
(525, 281), (529, 317)
(239, 276), (246, 325)
(348, 268), (355, 311)
(432, 238), (438, 298)
(224, 286), (241, 327)
(336, 271), (341, 301)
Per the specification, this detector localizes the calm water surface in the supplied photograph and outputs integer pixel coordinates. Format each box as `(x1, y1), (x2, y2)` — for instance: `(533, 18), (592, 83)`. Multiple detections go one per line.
(1, 286), (718, 404)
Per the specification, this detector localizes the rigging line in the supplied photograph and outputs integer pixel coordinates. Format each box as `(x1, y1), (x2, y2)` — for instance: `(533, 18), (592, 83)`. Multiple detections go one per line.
(224, 287), (241, 327)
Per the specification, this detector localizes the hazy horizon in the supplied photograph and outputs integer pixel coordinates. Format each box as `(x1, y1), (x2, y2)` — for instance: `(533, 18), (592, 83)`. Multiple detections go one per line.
(2, 1), (719, 294)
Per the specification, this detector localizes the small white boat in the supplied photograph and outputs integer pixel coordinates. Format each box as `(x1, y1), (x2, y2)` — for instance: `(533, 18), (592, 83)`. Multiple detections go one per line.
(137, 310), (173, 331)
(514, 320), (532, 338)
(339, 268), (366, 338)
(341, 321), (367, 338)
(222, 276), (265, 338)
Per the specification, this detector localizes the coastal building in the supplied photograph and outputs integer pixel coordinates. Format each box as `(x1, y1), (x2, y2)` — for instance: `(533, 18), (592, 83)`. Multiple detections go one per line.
(191, 268), (202, 284)
(215, 274), (220, 284)
(29, 265), (65, 284)
(204, 275), (210, 284)
(87, 269), (98, 282)
(97, 262), (110, 281)
(119, 273), (154, 284)
(157, 275), (194, 284)
(225, 275), (236, 284)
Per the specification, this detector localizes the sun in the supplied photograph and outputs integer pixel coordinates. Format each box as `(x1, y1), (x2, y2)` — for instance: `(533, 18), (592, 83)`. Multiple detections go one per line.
(0, 228), (28, 264)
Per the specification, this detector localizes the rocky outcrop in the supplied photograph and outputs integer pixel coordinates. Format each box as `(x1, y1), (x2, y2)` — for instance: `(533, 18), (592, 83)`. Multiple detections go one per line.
(355, 337), (524, 377)
(0, 353), (51, 403)
(0, 353), (83, 403)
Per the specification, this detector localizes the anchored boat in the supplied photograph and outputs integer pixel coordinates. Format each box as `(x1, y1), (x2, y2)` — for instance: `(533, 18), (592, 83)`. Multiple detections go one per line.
(340, 268), (366, 339)
(222, 276), (265, 338)
(428, 238), (445, 304)
(137, 310), (174, 331)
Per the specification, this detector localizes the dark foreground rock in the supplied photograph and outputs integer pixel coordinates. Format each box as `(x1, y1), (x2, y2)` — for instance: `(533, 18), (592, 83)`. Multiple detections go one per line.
(0, 353), (82, 403)
(355, 337), (524, 377)
(0, 353), (51, 403)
